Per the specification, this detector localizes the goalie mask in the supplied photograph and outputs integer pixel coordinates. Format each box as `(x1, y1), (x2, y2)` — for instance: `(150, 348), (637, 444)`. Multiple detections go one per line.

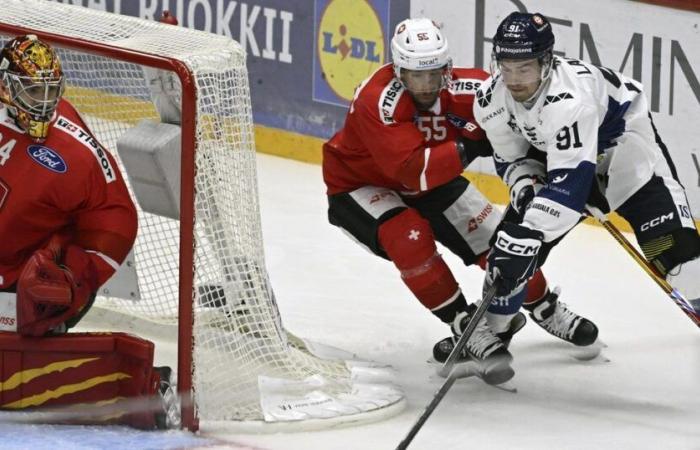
(0, 35), (65, 141)
(390, 18), (452, 110)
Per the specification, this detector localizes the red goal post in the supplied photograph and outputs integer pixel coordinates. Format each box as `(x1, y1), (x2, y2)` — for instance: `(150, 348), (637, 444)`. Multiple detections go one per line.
(0, 0), (404, 432)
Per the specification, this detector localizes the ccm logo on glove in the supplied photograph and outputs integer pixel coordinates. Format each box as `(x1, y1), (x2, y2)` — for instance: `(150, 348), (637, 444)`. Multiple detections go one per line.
(494, 235), (541, 256)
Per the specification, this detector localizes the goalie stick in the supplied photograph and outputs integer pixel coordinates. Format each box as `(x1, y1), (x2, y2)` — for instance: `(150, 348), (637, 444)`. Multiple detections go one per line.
(586, 206), (700, 328)
(396, 281), (501, 450)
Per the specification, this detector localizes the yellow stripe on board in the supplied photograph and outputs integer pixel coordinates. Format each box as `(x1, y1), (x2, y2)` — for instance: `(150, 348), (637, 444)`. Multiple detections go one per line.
(255, 125), (326, 165)
(0, 357), (99, 392)
(2, 373), (132, 409)
(65, 85), (159, 126)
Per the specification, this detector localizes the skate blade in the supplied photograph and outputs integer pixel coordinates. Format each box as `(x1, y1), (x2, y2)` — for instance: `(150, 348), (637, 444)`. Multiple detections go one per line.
(473, 369), (517, 393)
(571, 338), (609, 362)
(449, 361), (480, 379)
(428, 359), (517, 392)
(488, 380), (517, 393)
(428, 359), (479, 380)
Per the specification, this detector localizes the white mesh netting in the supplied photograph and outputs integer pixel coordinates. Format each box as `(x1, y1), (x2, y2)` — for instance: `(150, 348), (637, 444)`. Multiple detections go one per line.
(1, 0), (403, 426)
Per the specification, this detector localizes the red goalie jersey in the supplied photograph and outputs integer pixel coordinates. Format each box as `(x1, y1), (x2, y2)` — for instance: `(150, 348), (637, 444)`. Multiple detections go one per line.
(323, 64), (489, 195)
(0, 99), (137, 290)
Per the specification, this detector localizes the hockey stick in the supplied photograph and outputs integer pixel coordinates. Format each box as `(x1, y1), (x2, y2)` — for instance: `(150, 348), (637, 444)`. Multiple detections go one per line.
(396, 281), (500, 450)
(586, 206), (700, 328)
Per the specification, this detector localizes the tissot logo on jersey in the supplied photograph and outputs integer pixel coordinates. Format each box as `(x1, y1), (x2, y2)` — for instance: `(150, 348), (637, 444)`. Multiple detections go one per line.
(450, 78), (482, 93)
(55, 116), (115, 183)
(379, 80), (404, 124)
(27, 145), (67, 173)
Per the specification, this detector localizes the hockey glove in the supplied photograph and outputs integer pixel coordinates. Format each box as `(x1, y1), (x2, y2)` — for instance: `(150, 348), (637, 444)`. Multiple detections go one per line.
(510, 173), (545, 216)
(487, 222), (544, 297)
(456, 137), (494, 169)
(17, 240), (99, 336)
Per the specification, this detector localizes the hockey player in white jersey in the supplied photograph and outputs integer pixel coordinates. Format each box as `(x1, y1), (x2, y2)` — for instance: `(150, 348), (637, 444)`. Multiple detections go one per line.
(474, 12), (700, 340)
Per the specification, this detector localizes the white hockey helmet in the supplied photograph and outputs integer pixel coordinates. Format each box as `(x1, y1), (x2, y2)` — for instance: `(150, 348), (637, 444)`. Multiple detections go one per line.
(391, 18), (451, 78)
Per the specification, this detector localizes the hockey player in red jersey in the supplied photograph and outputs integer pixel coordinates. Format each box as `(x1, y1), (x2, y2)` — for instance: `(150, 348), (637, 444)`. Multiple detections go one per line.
(323, 18), (600, 384)
(0, 35), (177, 428)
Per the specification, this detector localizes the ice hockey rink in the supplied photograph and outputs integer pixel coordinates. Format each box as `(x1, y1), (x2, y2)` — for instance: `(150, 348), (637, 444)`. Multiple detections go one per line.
(4, 153), (698, 450)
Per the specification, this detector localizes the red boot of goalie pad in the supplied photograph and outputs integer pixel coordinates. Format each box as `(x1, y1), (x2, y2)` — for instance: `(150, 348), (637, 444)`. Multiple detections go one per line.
(0, 332), (170, 429)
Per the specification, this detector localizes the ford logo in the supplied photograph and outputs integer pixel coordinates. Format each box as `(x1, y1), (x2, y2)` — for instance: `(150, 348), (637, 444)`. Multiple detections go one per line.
(27, 145), (67, 173)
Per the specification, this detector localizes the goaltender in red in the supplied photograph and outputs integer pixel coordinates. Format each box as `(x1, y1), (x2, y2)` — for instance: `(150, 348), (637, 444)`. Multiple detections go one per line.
(0, 34), (178, 428)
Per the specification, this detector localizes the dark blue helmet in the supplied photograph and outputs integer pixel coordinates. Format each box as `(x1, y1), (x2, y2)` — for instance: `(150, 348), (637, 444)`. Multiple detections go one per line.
(493, 12), (554, 61)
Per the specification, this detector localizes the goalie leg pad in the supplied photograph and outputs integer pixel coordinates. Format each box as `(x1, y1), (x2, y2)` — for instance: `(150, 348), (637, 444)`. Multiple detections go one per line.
(378, 208), (460, 310)
(0, 332), (163, 429)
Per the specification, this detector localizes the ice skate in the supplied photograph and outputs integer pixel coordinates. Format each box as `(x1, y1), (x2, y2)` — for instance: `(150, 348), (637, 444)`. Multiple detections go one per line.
(432, 306), (518, 385)
(524, 287), (603, 360)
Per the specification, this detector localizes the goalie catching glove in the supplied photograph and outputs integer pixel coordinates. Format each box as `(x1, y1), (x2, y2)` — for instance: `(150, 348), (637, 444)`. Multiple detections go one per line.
(487, 222), (544, 297)
(17, 237), (99, 336)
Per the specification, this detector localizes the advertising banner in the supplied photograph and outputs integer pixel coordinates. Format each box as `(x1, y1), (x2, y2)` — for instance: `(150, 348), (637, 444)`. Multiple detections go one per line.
(51, 0), (409, 141)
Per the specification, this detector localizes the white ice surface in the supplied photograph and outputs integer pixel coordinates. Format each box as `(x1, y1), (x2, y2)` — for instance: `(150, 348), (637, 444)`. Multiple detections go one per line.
(6, 153), (698, 450)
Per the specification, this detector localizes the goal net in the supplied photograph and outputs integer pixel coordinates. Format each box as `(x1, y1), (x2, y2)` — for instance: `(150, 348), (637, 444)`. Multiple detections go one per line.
(0, 0), (404, 431)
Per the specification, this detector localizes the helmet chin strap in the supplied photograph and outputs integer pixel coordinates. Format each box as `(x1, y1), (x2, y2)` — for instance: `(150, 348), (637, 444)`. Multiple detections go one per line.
(521, 76), (551, 109)
(510, 54), (554, 109)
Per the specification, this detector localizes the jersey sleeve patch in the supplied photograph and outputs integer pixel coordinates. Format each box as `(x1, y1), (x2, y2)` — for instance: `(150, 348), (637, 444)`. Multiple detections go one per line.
(446, 113), (479, 132)
(54, 115), (116, 183)
(378, 80), (405, 125)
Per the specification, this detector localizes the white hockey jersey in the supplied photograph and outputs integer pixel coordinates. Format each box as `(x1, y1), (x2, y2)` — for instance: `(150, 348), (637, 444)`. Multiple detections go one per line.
(474, 56), (661, 242)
